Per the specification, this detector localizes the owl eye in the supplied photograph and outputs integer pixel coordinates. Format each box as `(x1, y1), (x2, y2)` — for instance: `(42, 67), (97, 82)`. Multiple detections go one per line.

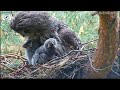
(51, 29), (55, 33)
(23, 30), (29, 33)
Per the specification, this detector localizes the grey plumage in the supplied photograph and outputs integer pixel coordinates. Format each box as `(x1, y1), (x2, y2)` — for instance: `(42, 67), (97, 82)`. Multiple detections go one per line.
(31, 38), (67, 65)
(10, 11), (81, 65)
(31, 38), (56, 65)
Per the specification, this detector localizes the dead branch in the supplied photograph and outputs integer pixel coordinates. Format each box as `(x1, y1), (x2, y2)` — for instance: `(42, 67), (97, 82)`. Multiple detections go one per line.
(1, 63), (15, 71)
(1, 38), (119, 79)
(91, 11), (98, 16)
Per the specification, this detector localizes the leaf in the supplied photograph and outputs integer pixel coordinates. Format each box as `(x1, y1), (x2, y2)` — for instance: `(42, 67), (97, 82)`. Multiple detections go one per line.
(79, 26), (84, 35)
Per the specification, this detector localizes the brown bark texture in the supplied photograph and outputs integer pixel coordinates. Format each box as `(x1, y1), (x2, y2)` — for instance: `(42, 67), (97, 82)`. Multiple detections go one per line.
(85, 11), (119, 78)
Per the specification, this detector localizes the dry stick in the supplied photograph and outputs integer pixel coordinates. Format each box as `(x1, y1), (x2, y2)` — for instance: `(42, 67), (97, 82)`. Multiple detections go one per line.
(23, 67), (31, 75)
(9, 64), (27, 75)
(111, 61), (120, 76)
(51, 39), (98, 61)
(59, 69), (70, 77)
(38, 39), (98, 67)
(91, 11), (98, 16)
(30, 64), (54, 74)
(71, 67), (81, 79)
(11, 11), (14, 17)
(75, 43), (88, 58)
(0, 53), (18, 58)
(0, 55), (27, 70)
(52, 50), (82, 61)
(87, 53), (113, 72)
(31, 58), (68, 75)
(81, 39), (98, 46)
(114, 60), (120, 69)
(1, 52), (18, 56)
(111, 69), (120, 77)
(30, 67), (42, 74)
(0, 53), (23, 58)
(0, 54), (27, 75)
(31, 54), (87, 76)
(2, 39), (98, 77)
(0, 53), (26, 77)
(30, 59), (61, 75)
(0, 63), (15, 71)
(87, 44), (119, 73)
(62, 55), (83, 66)
(20, 69), (32, 78)
(0, 54), (27, 62)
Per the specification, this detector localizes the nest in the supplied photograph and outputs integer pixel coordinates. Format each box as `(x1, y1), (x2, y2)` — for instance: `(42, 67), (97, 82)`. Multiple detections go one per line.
(0, 48), (96, 79)
(1, 40), (120, 79)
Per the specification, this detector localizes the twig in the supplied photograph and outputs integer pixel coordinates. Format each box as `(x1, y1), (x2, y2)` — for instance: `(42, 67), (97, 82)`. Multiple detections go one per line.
(30, 68), (41, 74)
(9, 64), (27, 75)
(91, 11), (98, 16)
(59, 69), (70, 78)
(114, 60), (120, 69)
(87, 53), (113, 72)
(20, 69), (32, 78)
(0, 54), (27, 63)
(11, 11), (14, 17)
(1, 63), (15, 71)
(111, 69), (120, 77)
(51, 39), (98, 61)
(71, 67), (81, 79)
(81, 39), (98, 46)
(52, 50), (81, 61)
(75, 43), (88, 58)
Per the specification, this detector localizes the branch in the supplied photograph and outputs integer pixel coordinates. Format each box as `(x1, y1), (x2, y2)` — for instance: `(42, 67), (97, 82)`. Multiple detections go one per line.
(91, 11), (98, 16)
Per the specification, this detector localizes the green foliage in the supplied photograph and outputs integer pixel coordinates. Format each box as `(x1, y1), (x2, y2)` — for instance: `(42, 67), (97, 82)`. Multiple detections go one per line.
(1, 11), (99, 54)
(1, 11), (24, 54)
(49, 11), (99, 48)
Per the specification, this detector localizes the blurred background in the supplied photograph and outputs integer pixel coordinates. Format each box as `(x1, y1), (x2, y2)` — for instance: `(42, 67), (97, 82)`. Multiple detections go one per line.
(0, 11), (99, 55)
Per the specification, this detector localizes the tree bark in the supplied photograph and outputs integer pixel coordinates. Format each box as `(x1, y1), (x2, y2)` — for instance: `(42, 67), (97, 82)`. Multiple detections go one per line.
(84, 11), (119, 78)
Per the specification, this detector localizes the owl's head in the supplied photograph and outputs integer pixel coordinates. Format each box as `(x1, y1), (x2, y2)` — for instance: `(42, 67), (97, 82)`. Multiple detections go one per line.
(44, 38), (57, 50)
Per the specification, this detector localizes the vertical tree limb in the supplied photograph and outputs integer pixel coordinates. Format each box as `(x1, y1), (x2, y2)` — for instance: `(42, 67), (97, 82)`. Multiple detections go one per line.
(84, 11), (119, 78)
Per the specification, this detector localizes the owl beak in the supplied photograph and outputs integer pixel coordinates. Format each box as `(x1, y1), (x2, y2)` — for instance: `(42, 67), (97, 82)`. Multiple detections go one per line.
(48, 43), (53, 48)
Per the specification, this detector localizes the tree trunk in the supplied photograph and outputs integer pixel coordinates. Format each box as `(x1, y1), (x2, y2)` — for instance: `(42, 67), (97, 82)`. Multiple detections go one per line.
(84, 11), (119, 78)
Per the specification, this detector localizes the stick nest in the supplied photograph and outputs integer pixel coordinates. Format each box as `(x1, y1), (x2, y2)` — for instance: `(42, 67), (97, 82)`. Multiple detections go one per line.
(1, 48), (96, 79)
(1, 41), (120, 79)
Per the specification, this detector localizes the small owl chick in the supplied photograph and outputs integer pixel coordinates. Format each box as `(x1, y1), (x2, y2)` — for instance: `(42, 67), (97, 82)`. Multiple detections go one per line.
(31, 38), (67, 65)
